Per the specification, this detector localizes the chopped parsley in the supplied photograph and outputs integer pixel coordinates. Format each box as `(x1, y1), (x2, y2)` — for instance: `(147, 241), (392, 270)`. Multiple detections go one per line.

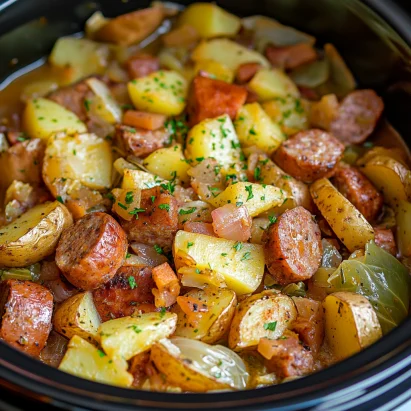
(56, 195), (64, 204)
(268, 215), (277, 226)
(264, 321), (277, 331)
(129, 208), (146, 217)
(118, 202), (128, 210)
(84, 99), (91, 112)
(241, 252), (252, 261)
(160, 307), (167, 318)
(154, 244), (164, 254)
(254, 166), (262, 182)
(187, 242), (194, 249)
(125, 191), (134, 204)
(179, 207), (196, 215)
(159, 203), (170, 211)
(245, 185), (254, 201)
(233, 242), (243, 252)
(128, 276), (137, 289)
(249, 127), (257, 135)
(128, 325), (142, 334)
(97, 350), (106, 357)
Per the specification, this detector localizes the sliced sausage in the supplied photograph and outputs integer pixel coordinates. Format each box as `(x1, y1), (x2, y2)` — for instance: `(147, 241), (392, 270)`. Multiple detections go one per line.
(263, 206), (322, 285)
(273, 129), (344, 183)
(265, 43), (317, 70)
(0, 280), (53, 356)
(126, 53), (160, 79)
(374, 227), (397, 256)
(330, 89), (384, 144)
(93, 266), (155, 321)
(116, 124), (169, 158)
(187, 76), (247, 126)
(123, 110), (166, 131)
(56, 212), (128, 290)
(120, 186), (178, 251)
(235, 63), (261, 84)
(332, 163), (383, 222)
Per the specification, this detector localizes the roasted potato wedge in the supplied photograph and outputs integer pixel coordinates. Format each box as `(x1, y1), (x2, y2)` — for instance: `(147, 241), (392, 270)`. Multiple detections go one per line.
(396, 200), (411, 257)
(151, 337), (248, 391)
(0, 201), (72, 267)
(310, 178), (375, 252)
(228, 291), (297, 351)
(53, 292), (101, 343)
(173, 230), (265, 295)
(59, 335), (133, 387)
(173, 287), (237, 343)
(98, 312), (177, 360)
(323, 291), (382, 360)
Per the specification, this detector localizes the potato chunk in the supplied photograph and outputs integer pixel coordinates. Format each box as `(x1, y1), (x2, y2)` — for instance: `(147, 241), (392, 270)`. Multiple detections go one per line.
(53, 292), (101, 343)
(0, 201), (72, 267)
(121, 169), (165, 190)
(173, 231), (265, 295)
(209, 182), (285, 217)
(128, 70), (188, 116)
(42, 133), (112, 193)
(323, 292), (382, 360)
(228, 291), (297, 351)
(235, 103), (284, 155)
(59, 335), (133, 387)
(23, 98), (87, 140)
(98, 312), (177, 360)
(179, 3), (241, 38)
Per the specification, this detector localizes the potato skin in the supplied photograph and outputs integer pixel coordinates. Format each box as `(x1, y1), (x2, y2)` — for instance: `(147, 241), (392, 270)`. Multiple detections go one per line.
(56, 212), (128, 290)
(0, 280), (53, 356)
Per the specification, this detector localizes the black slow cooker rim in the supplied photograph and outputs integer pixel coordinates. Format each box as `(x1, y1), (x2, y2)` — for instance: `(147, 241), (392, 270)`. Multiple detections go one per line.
(1, 0), (411, 410)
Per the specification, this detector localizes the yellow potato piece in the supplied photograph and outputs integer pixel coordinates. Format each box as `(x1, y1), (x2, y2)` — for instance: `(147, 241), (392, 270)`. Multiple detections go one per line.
(396, 200), (411, 257)
(179, 3), (241, 38)
(248, 69), (299, 101)
(194, 59), (234, 83)
(111, 188), (142, 221)
(209, 182), (285, 217)
(59, 335), (133, 387)
(0, 201), (72, 267)
(185, 114), (242, 169)
(42, 133), (112, 193)
(121, 169), (165, 190)
(23, 98), (87, 140)
(143, 144), (190, 185)
(235, 103), (285, 155)
(128, 70), (188, 116)
(323, 292), (382, 360)
(53, 292), (101, 343)
(191, 39), (270, 71)
(310, 178), (374, 252)
(98, 312), (177, 360)
(173, 231), (265, 295)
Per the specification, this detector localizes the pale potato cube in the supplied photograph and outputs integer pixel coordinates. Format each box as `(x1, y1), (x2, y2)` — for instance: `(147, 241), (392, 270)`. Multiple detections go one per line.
(59, 335), (133, 387)
(23, 98), (87, 140)
(43, 133), (112, 192)
(128, 70), (188, 116)
(235, 103), (285, 155)
(111, 188), (142, 221)
(248, 69), (299, 101)
(173, 231), (265, 295)
(194, 59), (234, 83)
(121, 169), (165, 190)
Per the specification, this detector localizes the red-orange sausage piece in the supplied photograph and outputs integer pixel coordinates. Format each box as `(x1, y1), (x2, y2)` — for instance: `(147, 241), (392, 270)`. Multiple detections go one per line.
(332, 163), (383, 222)
(263, 206), (322, 285)
(235, 62), (261, 84)
(93, 266), (155, 321)
(0, 280), (53, 356)
(265, 43), (317, 70)
(126, 53), (160, 79)
(56, 212), (128, 290)
(374, 227), (397, 256)
(273, 129), (344, 183)
(330, 89), (384, 145)
(187, 75), (247, 126)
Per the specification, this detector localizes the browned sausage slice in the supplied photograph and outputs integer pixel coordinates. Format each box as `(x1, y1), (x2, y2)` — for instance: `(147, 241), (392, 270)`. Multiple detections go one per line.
(265, 43), (317, 70)
(56, 212), (128, 290)
(330, 89), (384, 144)
(333, 163), (383, 222)
(273, 129), (344, 183)
(235, 63), (261, 84)
(93, 266), (155, 321)
(374, 227), (397, 256)
(263, 206), (322, 285)
(126, 53), (160, 79)
(0, 280), (53, 356)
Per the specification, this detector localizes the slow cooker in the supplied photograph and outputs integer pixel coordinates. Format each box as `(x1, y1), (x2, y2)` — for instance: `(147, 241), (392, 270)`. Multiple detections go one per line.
(1, 0), (411, 410)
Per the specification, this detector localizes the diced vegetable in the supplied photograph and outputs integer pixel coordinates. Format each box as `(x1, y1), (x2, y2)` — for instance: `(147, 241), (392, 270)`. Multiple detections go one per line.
(248, 69), (299, 101)
(290, 59), (330, 88)
(43, 133), (112, 193)
(162, 24), (200, 47)
(396, 201), (411, 257)
(151, 337), (248, 391)
(185, 114), (242, 169)
(194, 59), (234, 83)
(152, 262), (180, 307)
(228, 291), (297, 351)
(308, 94), (339, 130)
(128, 70), (188, 116)
(143, 144), (190, 185)
(191, 39), (270, 71)
(173, 230), (265, 295)
(98, 312), (177, 360)
(209, 182), (285, 217)
(323, 291), (382, 360)
(23, 98), (87, 140)
(111, 188), (142, 221)
(121, 169), (165, 190)
(178, 3), (241, 38)
(123, 110), (166, 130)
(310, 178), (375, 252)
(53, 292), (101, 343)
(235, 102), (285, 154)
(59, 335), (133, 387)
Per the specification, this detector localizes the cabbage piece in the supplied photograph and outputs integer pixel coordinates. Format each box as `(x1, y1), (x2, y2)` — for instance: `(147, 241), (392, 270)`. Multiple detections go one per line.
(328, 241), (409, 334)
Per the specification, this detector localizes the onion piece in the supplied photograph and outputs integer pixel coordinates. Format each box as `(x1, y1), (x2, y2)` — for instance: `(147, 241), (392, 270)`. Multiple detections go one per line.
(211, 204), (252, 242)
(183, 222), (216, 237)
(40, 331), (68, 367)
(130, 243), (168, 267)
(321, 239), (342, 268)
